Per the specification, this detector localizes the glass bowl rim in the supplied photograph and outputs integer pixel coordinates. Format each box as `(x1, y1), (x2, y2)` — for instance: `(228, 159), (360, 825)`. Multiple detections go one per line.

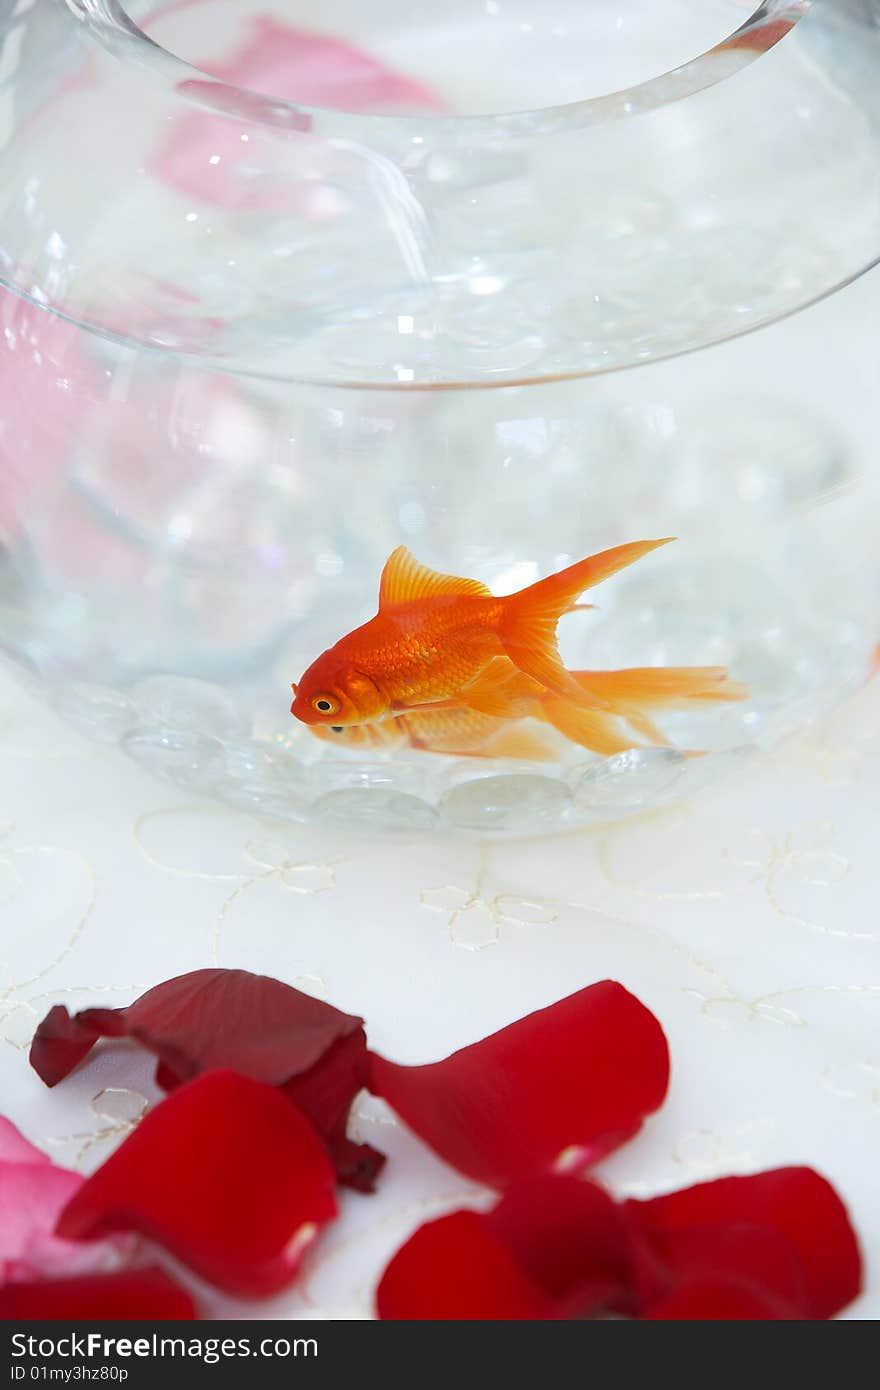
(71, 0), (809, 137)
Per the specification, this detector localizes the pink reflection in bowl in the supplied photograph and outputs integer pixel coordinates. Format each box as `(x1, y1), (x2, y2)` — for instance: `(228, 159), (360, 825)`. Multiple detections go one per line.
(151, 17), (445, 210)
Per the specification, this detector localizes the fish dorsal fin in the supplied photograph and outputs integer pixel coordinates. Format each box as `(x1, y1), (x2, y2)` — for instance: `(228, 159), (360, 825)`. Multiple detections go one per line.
(378, 547), (492, 608)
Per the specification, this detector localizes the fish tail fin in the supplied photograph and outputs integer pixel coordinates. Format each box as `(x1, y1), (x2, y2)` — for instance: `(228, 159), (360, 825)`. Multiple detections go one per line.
(622, 710), (672, 746)
(541, 698), (643, 757)
(498, 539), (674, 707)
(572, 666), (748, 710)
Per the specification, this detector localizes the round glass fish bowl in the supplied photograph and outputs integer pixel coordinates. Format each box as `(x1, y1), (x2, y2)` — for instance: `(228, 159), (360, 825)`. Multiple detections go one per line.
(1, 0), (880, 836)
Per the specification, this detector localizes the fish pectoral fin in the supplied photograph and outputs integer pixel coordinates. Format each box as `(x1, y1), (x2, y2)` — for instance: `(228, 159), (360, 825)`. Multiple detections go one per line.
(378, 546), (492, 607)
(463, 686), (535, 719)
(480, 724), (562, 762)
(455, 658), (540, 718)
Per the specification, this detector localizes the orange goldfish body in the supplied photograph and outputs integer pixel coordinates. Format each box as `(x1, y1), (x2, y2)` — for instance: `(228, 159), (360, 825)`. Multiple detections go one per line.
(310, 658), (748, 761)
(291, 539), (673, 728)
(311, 699), (567, 761)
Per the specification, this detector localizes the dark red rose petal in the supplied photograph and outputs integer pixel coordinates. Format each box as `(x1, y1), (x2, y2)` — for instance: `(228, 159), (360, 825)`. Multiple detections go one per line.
(31, 969), (362, 1086)
(29, 1005), (125, 1088)
(0, 1266), (197, 1320)
(485, 1175), (637, 1317)
(30, 970), (376, 1190)
(376, 1210), (555, 1321)
(56, 1070), (338, 1297)
(628, 1168), (862, 1320)
(367, 982), (669, 1188)
(282, 1029), (384, 1194)
(644, 1279), (801, 1320)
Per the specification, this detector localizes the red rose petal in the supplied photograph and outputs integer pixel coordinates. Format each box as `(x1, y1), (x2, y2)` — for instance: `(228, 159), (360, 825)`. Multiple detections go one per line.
(368, 982), (670, 1187)
(31, 970), (376, 1189)
(56, 1070), (338, 1296)
(629, 1168), (862, 1320)
(377, 1166), (863, 1321)
(376, 1210), (555, 1321)
(28, 1005), (117, 1088)
(486, 1175), (637, 1316)
(644, 1279), (801, 1320)
(633, 1220), (809, 1315)
(282, 1029), (385, 1194)
(31, 969), (361, 1086)
(0, 1267), (197, 1320)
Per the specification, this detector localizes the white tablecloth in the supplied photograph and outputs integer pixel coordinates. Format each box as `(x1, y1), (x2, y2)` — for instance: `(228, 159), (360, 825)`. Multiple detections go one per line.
(1, 663), (877, 1319)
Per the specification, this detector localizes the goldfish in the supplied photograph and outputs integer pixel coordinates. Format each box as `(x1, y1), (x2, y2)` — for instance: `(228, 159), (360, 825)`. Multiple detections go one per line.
(291, 538), (675, 728)
(310, 657), (747, 760)
(309, 698), (565, 761)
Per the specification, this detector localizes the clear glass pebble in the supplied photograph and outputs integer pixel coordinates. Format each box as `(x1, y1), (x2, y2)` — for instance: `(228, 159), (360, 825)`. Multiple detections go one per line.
(217, 739), (311, 820)
(440, 774), (572, 832)
(219, 782), (312, 824)
(121, 728), (224, 787)
(51, 681), (136, 744)
(313, 787), (438, 831)
(574, 749), (687, 813)
(131, 676), (249, 740)
(308, 758), (428, 797)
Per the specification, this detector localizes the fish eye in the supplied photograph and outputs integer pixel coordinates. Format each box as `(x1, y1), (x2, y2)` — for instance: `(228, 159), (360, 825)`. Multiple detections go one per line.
(313, 695), (339, 714)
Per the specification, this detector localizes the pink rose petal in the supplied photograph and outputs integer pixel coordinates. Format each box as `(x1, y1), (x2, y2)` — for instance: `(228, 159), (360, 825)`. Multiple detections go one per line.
(0, 1118), (126, 1284)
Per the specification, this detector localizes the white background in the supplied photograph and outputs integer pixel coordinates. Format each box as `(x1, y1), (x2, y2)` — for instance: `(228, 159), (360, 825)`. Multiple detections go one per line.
(0, 660), (878, 1319)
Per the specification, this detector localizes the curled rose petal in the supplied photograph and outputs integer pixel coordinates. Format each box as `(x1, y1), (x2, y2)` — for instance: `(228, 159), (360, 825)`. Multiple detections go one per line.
(377, 1168), (862, 1321)
(0, 1267), (197, 1321)
(628, 1167), (862, 1320)
(31, 969), (361, 1085)
(281, 1029), (385, 1194)
(367, 982), (670, 1188)
(56, 1071), (338, 1296)
(643, 1280), (800, 1320)
(29, 1005), (123, 1088)
(31, 970), (380, 1190)
(486, 1176), (636, 1317)
(376, 1178), (636, 1322)
(0, 1117), (126, 1284)
(376, 1210), (555, 1321)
